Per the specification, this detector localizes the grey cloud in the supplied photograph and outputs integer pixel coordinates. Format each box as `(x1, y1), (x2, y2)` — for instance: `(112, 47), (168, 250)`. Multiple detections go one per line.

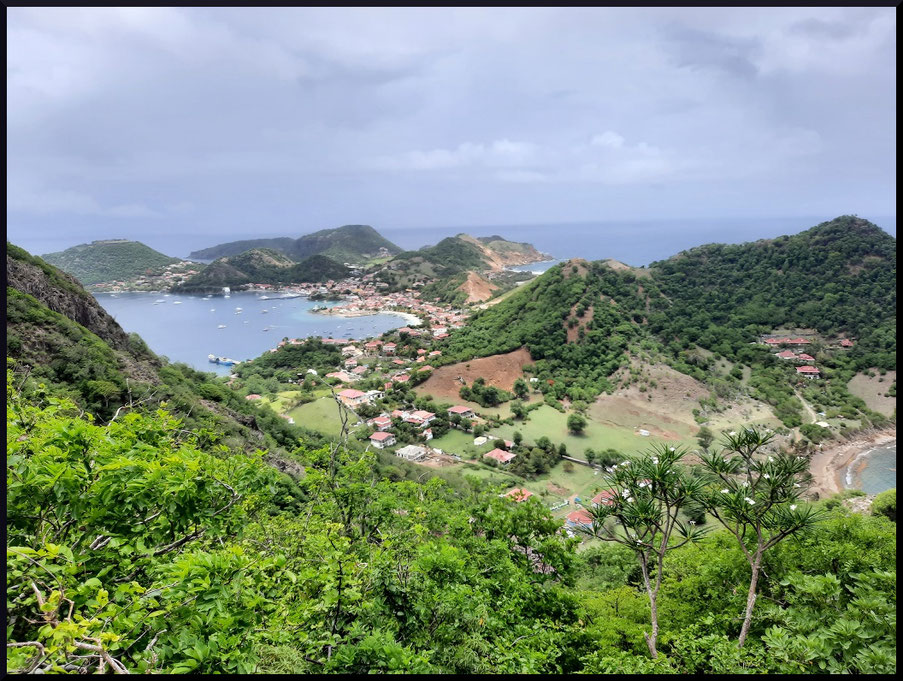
(5, 7), (896, 252)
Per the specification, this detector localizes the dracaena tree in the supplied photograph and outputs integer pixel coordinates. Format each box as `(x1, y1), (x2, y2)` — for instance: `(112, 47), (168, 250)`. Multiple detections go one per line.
(696, 427), (824, 648)
(583, 443), (707, 659)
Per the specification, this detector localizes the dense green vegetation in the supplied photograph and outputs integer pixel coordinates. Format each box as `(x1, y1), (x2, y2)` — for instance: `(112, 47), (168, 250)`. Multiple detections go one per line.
(442, 260), (647, 402)
(5, 241), (897, 674)
(648, 216), (896, 372)
(41, 240), (182, 286)
(6, 377), (896, 674)
(188, 224), (402, 263)
(438, 217), (896, 429)
(175, 250), (349, 292)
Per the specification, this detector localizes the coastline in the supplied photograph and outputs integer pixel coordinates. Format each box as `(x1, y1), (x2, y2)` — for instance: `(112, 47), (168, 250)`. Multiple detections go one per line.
(807, 428), (896, 499)
(313, 307), (423, 327)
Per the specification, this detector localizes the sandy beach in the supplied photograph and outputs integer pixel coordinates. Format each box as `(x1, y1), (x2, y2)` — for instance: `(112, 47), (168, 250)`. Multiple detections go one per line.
(314, 307), (423, 327)
(807, 428), (896, 499)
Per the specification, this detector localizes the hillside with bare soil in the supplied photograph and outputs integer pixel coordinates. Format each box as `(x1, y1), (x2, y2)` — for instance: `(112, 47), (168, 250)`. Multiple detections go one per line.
(415, 347), (533, 402)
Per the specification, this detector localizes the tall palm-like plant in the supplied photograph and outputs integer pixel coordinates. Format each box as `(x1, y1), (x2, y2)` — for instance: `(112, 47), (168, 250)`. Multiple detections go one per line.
(582, 443), (706, 658)
(696, 427), (824, 647)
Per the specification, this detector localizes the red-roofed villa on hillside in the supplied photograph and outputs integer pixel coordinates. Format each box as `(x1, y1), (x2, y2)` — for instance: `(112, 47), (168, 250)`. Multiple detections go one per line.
(796, 365), (820, 378)
(369, 431), (397, 449)
(840, 339), (854, 348)
(797, 353), (815, 363)
(565, 508), (594, 530)
(776, 350), (796, 360)
(484, 448), (516, 465)
(591, 490), (617, 507)
(448, 405), (475, 418)
(506, 488), (534, 502)
(245, 394), (262, 401)
(337, 388), (368, 406)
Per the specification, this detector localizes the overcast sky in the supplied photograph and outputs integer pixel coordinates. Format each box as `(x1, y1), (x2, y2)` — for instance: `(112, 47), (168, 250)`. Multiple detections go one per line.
(6, 7), (896, 255)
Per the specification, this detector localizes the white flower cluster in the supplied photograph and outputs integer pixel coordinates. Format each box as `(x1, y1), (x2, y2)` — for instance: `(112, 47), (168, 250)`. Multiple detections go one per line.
(729, 431), (737, 436)
(789, 504), (797, 511)
(669, 446), (676, 452)
(651, 457), (659, 465)
(721, 489), (729, 494)
(744, 497), (756, 505)
(763, 473), (770, 480)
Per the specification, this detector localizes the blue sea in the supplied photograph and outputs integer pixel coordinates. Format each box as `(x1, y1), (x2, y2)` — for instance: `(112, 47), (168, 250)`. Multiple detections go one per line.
(15, 215), (895, 267)
(94, 291), (410, 375)
(846, 443), (897, 495)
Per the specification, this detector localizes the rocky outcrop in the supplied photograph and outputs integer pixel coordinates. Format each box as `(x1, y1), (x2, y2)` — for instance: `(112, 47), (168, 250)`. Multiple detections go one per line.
(7, 253), (133, 352)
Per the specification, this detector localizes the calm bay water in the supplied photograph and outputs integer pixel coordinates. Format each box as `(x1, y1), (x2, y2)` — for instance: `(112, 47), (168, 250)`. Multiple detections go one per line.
(846, 443), (897, 495)
(94, 291), (409, 375)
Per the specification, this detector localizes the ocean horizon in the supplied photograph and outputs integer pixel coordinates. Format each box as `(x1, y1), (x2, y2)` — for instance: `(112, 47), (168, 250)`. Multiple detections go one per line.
(13, 215), (896, 268)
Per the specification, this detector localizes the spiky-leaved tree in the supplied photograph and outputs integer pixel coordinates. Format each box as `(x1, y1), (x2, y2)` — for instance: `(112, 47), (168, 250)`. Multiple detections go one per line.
(582, 443), (707, 658)
(696, 427), (824, 647)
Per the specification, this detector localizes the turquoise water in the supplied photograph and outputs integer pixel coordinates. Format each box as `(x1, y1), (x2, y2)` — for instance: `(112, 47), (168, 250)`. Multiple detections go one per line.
(508, 260), (560, 274)
(94, 291), (409, 375)
(846, 443), (896, 495)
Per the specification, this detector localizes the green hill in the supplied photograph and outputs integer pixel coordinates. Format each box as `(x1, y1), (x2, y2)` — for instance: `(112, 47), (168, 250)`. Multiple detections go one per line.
(380, 233), (550, 289)
(439, 216), (896, 425)
(188, 224), (402, 263)
(41, 239), (183, 286)
(5, 242), (897, 675)
(174, 249), (349, 293)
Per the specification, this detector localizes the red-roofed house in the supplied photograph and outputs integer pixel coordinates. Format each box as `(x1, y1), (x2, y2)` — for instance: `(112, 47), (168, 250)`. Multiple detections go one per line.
(368, 416), (392, 431)
(788, 338), (809, 345)
(369, 431), (396, 449)
(764, 338), (782, 346)
(337, 388), (368, 406)
(506, 488), (534, 502)
(392, 358), (406, 366)
(364, 340), (382, 354)
(566, 509), (594, 529)
(797, 353), (815, 363)
(383, 343), (397, 355)
(429, 350), (442, 357)
(245, 394), (262, 401)
(448, 405), (475, 418)
(417, 348), (427, 355)
(796, 365), (820, 378)
(485, 448), (515, 465)
(840, 339), (854, 348)
(393, 374), (410, 384)
(776, 350), (796, 360)
(592, 490), (617, 507)
(417, 365), (434, 372)
(410, 410), (436, 425)
(352, 365), (368, 375)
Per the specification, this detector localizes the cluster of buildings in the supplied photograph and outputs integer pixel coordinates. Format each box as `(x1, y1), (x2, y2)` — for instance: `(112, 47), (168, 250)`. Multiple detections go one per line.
(92, 261), (202, 292)
(759, 334), (854, 380)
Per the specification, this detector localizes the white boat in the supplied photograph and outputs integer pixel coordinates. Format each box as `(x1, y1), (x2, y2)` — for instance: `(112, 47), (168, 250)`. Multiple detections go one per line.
(217, 324), (227, 329)
(262, 309), (268, 314)
(260, 295), (271, 300)
(173, 301), (182, 305)
(210, 308), (215, 312)
(163, 294), (170, 297)
(262, 327), (270, 332)
(153, 299), (165, 304)
(235, 307), (242, 311)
